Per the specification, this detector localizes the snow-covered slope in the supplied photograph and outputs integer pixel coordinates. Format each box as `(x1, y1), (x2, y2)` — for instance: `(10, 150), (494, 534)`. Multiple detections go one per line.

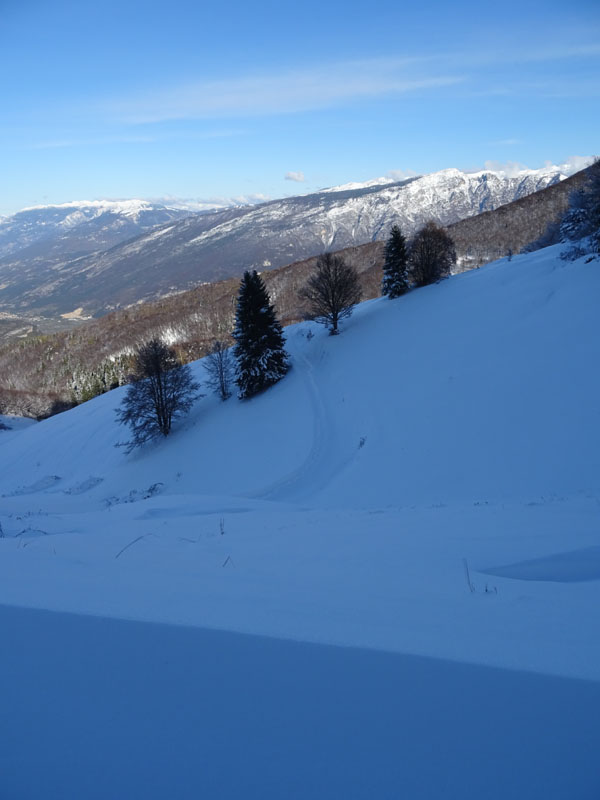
(1, 244), (599, 798)
(1, 242), (598, 666)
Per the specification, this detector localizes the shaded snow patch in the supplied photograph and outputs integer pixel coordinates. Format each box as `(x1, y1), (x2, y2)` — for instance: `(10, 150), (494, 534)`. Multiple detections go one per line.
(65, 477), (104, 495)
(482, 546), (600, 583)
(5, 475), (61, 496)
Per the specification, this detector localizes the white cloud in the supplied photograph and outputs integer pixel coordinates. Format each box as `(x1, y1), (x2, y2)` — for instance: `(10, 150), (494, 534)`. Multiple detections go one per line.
(480, 160), (530, 177)
(556, 155), (597, 176)
(107, 58), (463, 123)
(385, 168), (419, 181)
(466, 155), (595, 178)
(285, 171), (305, 183)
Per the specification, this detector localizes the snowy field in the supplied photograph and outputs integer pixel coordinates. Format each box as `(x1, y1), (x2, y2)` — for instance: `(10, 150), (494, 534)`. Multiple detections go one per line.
(1, 245), (599, 797)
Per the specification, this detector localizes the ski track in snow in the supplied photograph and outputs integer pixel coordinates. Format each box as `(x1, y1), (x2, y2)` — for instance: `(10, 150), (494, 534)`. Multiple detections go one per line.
(250, 342), (358, 503)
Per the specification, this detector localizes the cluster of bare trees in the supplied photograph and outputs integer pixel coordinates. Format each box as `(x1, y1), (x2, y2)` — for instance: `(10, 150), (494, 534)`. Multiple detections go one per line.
(298, 220), (457, 337)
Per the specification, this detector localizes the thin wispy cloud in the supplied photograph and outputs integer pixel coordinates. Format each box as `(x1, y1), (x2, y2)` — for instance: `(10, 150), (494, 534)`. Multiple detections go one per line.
(488, 138), (521, 146)
(21, 129), (245, 151)
(510, 41), (600, 63)
(24, 135), (156, 150)
(285, 171), (305, 182)
(101, 36), (600, 126)
(521, 77), (600, 98)
(106, 58), (464, 123)
(441, 39), (600, 69)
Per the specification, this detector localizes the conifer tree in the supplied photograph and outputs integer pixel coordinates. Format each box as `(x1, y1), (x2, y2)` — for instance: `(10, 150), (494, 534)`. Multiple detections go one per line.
(233, 271), (289, 399)
(381, 224), (409, 298)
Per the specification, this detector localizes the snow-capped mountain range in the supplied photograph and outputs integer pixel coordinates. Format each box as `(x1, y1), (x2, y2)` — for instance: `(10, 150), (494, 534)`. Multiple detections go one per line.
(0, 164), (575, 319)
(0, 200), (202, 262)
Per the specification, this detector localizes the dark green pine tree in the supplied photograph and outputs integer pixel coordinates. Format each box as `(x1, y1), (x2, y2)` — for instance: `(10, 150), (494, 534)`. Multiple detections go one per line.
(233, 270), (290, 399)
(381, 224), (409, 298)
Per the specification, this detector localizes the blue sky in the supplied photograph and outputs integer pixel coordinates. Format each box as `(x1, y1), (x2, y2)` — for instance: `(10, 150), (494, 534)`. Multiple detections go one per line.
(1, 0), (599, 214)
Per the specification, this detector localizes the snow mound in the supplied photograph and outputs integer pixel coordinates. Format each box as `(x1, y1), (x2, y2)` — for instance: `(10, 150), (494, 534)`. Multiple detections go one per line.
(483, 545), (600, 583)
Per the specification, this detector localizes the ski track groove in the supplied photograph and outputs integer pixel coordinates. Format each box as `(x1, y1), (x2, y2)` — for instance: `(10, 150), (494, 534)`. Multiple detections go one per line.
(250, 347), (335, 502)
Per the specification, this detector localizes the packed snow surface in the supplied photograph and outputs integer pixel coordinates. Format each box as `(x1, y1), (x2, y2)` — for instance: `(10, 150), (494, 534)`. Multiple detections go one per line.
(1, 244), (599, 798)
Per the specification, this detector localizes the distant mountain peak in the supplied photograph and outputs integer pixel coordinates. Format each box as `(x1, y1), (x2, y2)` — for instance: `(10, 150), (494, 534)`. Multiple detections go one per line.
(320, 176), (401, 194)
(20, 198), (159, 217)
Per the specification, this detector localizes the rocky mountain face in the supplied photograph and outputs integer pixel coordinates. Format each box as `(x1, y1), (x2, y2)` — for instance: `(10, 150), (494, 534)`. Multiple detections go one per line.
(0, 167), (566, 321)
(0, 200), (195, 261)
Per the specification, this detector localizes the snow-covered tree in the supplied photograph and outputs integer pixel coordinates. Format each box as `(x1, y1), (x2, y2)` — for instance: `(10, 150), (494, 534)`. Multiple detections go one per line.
(560, 160), (600, 259)
(116, 338), (200, 451)
(233, 271), (289, 399)
(300, 252), (362, 335)
(382, 224), (409, 298)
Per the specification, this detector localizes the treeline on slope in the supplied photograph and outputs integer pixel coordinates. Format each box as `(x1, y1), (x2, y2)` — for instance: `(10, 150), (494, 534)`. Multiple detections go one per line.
(447, 166), (593, 269)
(557, 159), (600, 260)
(0, 165), (595, 419)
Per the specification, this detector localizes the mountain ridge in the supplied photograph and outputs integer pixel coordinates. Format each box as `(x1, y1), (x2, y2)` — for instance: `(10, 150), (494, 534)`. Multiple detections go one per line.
(0, 165), (570, 322)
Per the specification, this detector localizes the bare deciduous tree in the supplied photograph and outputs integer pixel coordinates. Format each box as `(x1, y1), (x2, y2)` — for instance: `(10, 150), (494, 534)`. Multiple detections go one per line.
(204, 340), (234, 401)
(115, 338), (201, 452)
(299, 252), (362, 335)
(408, 222), (457, 287)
